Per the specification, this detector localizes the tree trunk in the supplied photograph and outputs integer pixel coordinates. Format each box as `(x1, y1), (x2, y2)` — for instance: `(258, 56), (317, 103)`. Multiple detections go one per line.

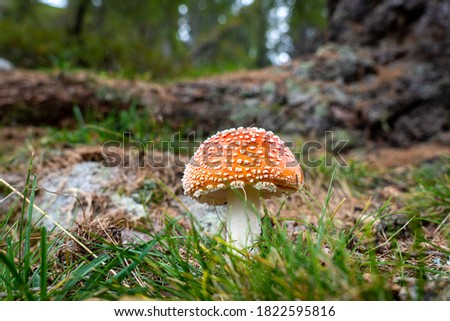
(13, 0), (33, 22)
(70, 0), (90, 36)
(255, 0), (269, 68)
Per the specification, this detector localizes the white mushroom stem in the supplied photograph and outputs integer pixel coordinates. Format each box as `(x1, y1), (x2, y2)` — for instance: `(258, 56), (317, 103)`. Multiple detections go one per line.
(226, 186), (261, 249)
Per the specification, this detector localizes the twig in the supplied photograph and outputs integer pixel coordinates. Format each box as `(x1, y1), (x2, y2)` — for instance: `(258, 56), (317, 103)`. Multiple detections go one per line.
(0, 191), (16, 204)
(1, 183), (87, 219)
(0, 178), (95, 257)
(434, 212), (450, 234)
(374, 216), (416, 249)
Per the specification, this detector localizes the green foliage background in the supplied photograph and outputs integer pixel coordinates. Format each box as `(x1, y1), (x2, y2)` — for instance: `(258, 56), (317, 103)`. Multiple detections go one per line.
(0, 0), (327, 79)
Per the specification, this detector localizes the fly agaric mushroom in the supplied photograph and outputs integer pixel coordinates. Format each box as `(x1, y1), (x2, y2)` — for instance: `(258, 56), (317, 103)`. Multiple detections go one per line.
(182, 127), (303, 249)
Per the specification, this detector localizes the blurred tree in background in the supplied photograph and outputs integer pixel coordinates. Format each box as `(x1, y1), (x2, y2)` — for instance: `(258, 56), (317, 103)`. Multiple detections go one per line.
(0, 0), (327, 79)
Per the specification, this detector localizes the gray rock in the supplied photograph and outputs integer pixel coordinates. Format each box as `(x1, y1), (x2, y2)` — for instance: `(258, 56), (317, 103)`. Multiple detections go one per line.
(286, 79), (313, 106)
(36, 161), (147, 230)
(261, 81), (277, 103)
(177, 195), (226, 236)
(294, 61), (315, 79)
(326, 86), (350, 106)
(0, 58), (14, 71)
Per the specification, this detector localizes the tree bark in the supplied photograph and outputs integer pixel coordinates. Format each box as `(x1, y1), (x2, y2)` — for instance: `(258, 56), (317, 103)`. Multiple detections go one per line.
(70, 0), (90, 36)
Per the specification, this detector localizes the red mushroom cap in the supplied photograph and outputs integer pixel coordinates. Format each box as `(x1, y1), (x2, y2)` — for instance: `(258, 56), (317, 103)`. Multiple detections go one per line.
(182, 127), (303, 205)
(182, 127), (304, 205)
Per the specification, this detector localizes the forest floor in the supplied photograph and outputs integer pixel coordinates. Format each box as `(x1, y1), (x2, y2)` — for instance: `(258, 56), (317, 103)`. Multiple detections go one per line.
(0, 118), (449, 301)
(1, 0), (449, 302)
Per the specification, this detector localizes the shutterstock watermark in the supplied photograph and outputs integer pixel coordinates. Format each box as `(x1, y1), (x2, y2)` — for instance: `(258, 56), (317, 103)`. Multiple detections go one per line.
(100, 131), (348, 169)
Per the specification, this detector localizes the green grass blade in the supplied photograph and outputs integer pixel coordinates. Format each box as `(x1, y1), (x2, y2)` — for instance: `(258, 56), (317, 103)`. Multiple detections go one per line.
(18, 156), (34, 265)
(110, 240), (156, 283)
(23, 175), (37, 282)
(0, 252), (34, 300)
(73, 105), (85, 127)
(317, 165), (337, 246)
(40, 226), (48, 301)
(55, 254), (109, 300)
(4, 236), (14, 300)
